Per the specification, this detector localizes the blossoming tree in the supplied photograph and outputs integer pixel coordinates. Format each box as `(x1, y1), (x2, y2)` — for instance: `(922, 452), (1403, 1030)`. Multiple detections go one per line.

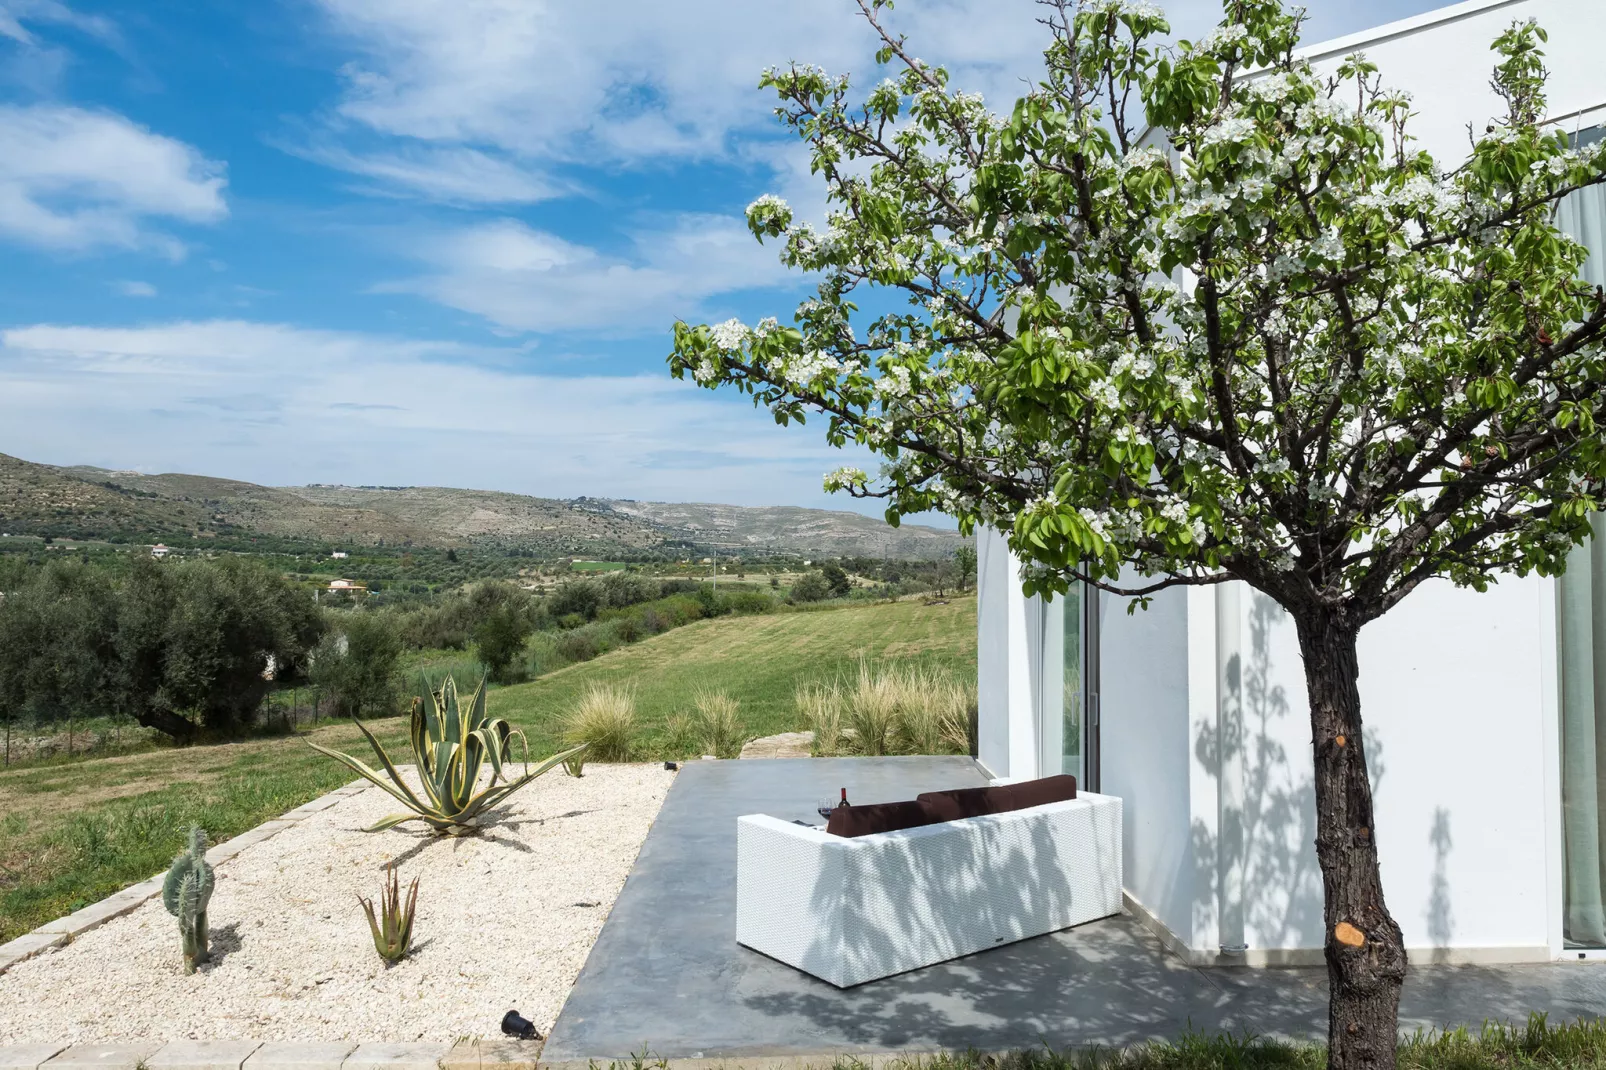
(669, 1), (1606, 1065)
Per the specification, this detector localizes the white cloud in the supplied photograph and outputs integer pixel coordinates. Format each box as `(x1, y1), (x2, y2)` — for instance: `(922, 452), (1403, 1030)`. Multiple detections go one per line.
(303, 0), (1065, 197)
(0, 0), (116, 46)
(385, 213), (795, 333)
(114, 280), (156, 297)
(307, 0), (1432, 190)
(0, 104), (226, 254)
(0, 319), (870, 507)
(291, 141), (564, 204)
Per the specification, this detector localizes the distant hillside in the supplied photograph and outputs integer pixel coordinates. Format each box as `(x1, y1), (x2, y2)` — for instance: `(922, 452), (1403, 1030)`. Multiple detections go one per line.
(600, 499), (959, 558)
(0, 453), (962, 560)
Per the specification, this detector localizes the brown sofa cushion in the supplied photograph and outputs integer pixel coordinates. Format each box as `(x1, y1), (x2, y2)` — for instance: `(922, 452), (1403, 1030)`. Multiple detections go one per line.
(916, 785), (1008, 822)
(998, 774), (1079, 811)
(825, 800), (934, 838)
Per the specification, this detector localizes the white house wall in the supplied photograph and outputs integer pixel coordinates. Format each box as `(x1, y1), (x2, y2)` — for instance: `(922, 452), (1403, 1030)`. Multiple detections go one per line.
(1294, 0), (1606, 161)
(1099, 580), (1197, 948)
(1177, 576), (1555, 963)
(977, 526), (1063, 781)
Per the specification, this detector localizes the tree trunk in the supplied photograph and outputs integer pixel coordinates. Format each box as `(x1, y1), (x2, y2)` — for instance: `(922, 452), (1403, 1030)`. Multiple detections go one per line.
(1295, 609), (1407, 1070)
(131, 706), (198, 744)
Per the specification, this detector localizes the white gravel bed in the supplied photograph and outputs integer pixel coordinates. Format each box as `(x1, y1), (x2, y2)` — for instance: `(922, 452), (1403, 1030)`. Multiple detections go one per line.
(0, 763), (675, 1044)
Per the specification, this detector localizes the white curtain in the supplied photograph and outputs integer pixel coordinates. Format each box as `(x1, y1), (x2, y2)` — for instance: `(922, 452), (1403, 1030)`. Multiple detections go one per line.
(1556, 170), (1606, 946)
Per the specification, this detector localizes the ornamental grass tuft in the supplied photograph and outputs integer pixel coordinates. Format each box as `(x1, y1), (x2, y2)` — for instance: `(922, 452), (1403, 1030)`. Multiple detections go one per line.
(693, 689), (747, 759)
(563, 683), (637, 762)
(799, 660), (974, 758)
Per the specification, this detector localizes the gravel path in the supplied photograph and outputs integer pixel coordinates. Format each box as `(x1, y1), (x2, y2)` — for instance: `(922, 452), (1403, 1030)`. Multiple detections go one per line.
(0, 763), (674, 1043)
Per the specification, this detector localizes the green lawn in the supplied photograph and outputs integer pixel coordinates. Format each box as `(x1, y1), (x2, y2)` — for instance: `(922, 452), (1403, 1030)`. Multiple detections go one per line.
(489, 595), (976, 758)
(0, 596), (975, 942)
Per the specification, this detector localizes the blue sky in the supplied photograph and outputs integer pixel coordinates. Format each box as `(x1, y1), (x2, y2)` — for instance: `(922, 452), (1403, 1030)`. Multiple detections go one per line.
(0, 0), (1447, 512)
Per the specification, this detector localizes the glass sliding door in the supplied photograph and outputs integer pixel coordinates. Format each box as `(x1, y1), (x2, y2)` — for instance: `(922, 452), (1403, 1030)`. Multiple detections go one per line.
(1062, 581), (1100, 790)
(1556, 133), (1606, 948)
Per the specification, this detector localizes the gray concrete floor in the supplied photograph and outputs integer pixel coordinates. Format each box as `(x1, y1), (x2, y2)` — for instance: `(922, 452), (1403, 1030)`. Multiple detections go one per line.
(543, 757), (1606, 1062)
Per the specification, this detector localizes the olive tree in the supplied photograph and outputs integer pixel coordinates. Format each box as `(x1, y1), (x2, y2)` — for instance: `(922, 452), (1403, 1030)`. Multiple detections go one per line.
(668, 2), (1606, 1065)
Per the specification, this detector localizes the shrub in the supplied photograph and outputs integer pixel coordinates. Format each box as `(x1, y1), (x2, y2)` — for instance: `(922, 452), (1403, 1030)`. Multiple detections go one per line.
(721, 590), (774, 615)
(311, 612), (404, 720)
(563, 684), (636, 761)
(599, 572), (660, 609)
(557, 631), (599, 663)
(789, 571), (832, 603)
(614, 615), (641, 644)
(548, 578), (603, 621)
(693, 690), (746, 759)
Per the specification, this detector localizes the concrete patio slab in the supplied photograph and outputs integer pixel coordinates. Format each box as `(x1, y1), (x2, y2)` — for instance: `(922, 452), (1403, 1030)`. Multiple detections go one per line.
(243, 1043), (355, 1070)
(148, 1042), (263, 1070)
(0, 1045), (69, 1070)
(44, 1045), (162, 1070)
(543, 756), (1606, 1062)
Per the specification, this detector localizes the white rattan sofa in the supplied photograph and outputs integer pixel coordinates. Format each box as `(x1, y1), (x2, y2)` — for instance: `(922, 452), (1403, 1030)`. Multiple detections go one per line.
(735, 790), (1122, 986)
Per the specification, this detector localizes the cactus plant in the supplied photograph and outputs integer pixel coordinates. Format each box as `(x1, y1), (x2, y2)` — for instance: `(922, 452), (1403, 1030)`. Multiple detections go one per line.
(309, 674), (585, 833)
(359, 867), (419, 965)
(162, 825), (214, 974)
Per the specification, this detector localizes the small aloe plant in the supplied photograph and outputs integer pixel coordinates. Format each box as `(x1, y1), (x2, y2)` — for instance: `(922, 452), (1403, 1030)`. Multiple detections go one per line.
(359, 867), (419, 965)
(309, 674), (585, 833)
(162, 825), (214, 974)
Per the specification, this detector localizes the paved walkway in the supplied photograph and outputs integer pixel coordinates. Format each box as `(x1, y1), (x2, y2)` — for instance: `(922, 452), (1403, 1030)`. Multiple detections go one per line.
(544, 757), (1606, 1063)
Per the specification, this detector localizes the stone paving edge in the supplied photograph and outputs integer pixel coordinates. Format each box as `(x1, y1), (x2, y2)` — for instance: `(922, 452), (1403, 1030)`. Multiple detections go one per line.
(0, 1044), (910, 1070)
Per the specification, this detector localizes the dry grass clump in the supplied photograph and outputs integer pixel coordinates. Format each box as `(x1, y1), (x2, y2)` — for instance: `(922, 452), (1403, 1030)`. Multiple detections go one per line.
(562, 683), (637, 763)
(662, 711), (697, 756)
(799, 659), (975, 757)
(797, 682), (844, 756)
(693, 689), (747, 758)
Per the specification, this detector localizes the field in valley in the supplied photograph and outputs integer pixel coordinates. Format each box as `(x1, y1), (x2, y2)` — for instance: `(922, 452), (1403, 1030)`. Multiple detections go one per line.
(0, 596), (976, 944)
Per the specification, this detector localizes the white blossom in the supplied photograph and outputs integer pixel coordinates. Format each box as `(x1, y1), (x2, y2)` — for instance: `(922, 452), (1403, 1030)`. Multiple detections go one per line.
(710, 319), (748, 351)
(824, 466), (868, 492)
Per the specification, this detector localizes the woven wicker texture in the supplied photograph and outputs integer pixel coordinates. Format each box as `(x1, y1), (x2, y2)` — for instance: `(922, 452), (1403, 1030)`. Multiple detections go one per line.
(737, 793), (1122, 987)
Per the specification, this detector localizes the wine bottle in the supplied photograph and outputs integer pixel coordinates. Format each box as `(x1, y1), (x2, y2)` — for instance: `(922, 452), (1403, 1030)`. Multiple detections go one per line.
(837, 787), (850, 809)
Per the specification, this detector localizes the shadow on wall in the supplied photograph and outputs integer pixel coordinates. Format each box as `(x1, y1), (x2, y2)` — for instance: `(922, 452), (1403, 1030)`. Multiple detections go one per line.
(1426, 806), (1456, 954)
(1189, 592), (1393, 952)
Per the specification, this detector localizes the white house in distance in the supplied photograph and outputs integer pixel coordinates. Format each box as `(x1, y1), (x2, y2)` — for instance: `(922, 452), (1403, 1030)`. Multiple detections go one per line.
(977, 0), (1606, 967)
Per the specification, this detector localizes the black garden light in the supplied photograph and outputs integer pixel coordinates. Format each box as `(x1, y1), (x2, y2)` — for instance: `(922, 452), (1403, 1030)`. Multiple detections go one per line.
(502, 1009), (541, 1040)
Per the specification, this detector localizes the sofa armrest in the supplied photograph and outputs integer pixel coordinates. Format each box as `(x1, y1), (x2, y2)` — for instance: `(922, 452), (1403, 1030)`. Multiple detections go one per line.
(736, 815), (848, 983)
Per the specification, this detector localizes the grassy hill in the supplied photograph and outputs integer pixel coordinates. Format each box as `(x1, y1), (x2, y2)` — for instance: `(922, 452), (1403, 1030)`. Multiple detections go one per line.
(0, 451), (963, 559)
(493, 596), (976, 756)
(0, 596), (976, 942)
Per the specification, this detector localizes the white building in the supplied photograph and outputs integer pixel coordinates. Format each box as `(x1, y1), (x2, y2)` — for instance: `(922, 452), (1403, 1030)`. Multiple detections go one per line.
(977, 0), (1606, 967)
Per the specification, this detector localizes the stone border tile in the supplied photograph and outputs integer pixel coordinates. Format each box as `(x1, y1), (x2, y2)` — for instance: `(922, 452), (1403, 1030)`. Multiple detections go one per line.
(0, 778), (373, 977)
(0, 1044), (69, 1070)
(0, 932), (67, 973)
(440, 1040), (538, 1070)
(244, 1042), (355, 1070)
(42, 1044), (162, 1070)
(148, 1042), (263, 1070)
(342, 1044), (451, 1070)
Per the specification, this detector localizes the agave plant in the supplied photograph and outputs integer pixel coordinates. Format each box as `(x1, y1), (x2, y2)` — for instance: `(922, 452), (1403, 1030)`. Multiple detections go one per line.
(309, 674), (585, 833)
